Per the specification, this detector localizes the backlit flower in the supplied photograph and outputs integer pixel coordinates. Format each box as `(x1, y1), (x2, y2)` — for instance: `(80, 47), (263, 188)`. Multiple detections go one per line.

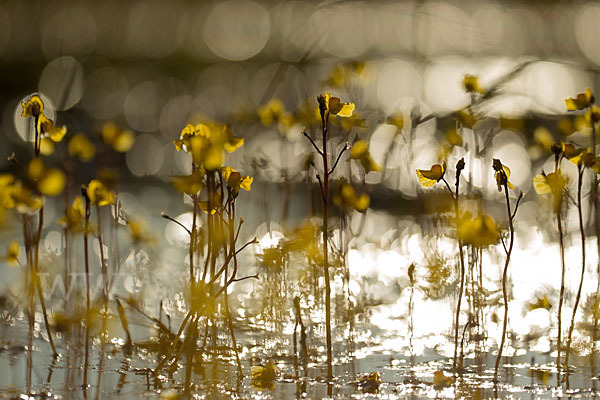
(492, 159), (514, 191)
(416, 162), (446, 187)
(565, 88), (594, 111)
(21, 95), (44, 118)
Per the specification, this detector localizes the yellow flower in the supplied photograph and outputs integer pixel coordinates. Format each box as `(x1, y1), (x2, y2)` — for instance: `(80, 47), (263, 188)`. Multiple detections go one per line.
(58, 197), (85, 233)
(68, 133), (96, 162)
(5, 180), (43, 214)
(101, 122), (135, 152)
(586, 105), (600, 125)
(317, 92), (355, 120)
(350, 140), (381, 173)
(416, 162), (446, 187)
(127, 219), (154, 244)
(174, 122), (243, 170)
(492, 159), (514, 191)
(37, 113), (67, 142)
(86, 179), (116, 206)
(462, 74), (484, 94)
(222, 166), (252, 196)
(5, 241), (19, 266)
(533, 170), (567, 213)
(565, 88), (594, 111)
(21, 95), (44, 118)
(561, 142), (587, 165)
(28, 158), (66, 196)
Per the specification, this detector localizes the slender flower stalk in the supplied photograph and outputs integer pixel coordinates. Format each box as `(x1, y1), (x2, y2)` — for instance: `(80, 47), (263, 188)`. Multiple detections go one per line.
(305, 92), (354, 381)
(565, 161), (589, 377)
(492, 159), (522, 383)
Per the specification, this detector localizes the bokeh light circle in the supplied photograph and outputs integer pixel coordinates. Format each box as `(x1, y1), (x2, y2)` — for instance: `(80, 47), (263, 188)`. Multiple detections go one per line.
(39, 56), (84, 111)
(203, 0), (270, 61)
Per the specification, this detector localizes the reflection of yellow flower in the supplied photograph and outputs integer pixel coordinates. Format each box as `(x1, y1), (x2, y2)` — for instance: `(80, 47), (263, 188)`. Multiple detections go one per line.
(333, 182), (369, 212)
(492, 159), (514, 191)
(317, 92), (355, 120)
(386, 113), (404, 130)
(257, 98), (295, 133)
(416, 162), (446, 187)
(101, 122), (135, 153)
(68, 133), (96, 162)
(351, 140), (381, 173)
(250, 361), (279, 391)
(21, 95), (44, 118)
(462, 75), (484, 94)
(86, 179), (116, 206)
(222, 166), (252, 196)
(565, 88), (594, 111)
(5, 241), (19, 266)
(28, 158), (66, 197)
(457, 212), (500, 248)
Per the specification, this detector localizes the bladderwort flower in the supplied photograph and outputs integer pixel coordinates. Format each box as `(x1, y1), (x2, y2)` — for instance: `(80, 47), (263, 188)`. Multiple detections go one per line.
(85, 179), (116, 207)
(222, 166), (253, 198)
(416, 161), (446, 188)
(173, 122), (243, 170)
(565, 88), (594, 111)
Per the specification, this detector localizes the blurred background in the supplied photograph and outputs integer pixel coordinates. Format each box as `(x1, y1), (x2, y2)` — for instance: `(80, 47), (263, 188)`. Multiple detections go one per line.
(2, 1), (600, 396)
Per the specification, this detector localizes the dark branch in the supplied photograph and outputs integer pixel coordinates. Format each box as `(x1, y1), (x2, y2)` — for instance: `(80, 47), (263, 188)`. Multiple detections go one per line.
(329, 143), (349, 175)
(161, 212), (191, 236)
(303, 130), (323, 156)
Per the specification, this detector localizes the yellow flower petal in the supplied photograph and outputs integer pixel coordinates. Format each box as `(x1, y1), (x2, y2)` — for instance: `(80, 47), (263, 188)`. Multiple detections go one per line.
(39, 137), (55, 156)
(240, 176), (253, 191)
(48, 125), (67, 142)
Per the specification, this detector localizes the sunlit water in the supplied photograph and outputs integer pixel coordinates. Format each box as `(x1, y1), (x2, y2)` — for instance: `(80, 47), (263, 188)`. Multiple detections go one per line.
(1, 196), (600, 399)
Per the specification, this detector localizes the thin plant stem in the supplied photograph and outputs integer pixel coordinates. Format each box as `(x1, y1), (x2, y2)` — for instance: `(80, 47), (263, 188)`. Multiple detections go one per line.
(321, 113), (333, 381)
(82, 188), (91, 389)
(555, 154), (567, 379)
(565, 166), (587, 379)
(493, 181), (517, 383)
